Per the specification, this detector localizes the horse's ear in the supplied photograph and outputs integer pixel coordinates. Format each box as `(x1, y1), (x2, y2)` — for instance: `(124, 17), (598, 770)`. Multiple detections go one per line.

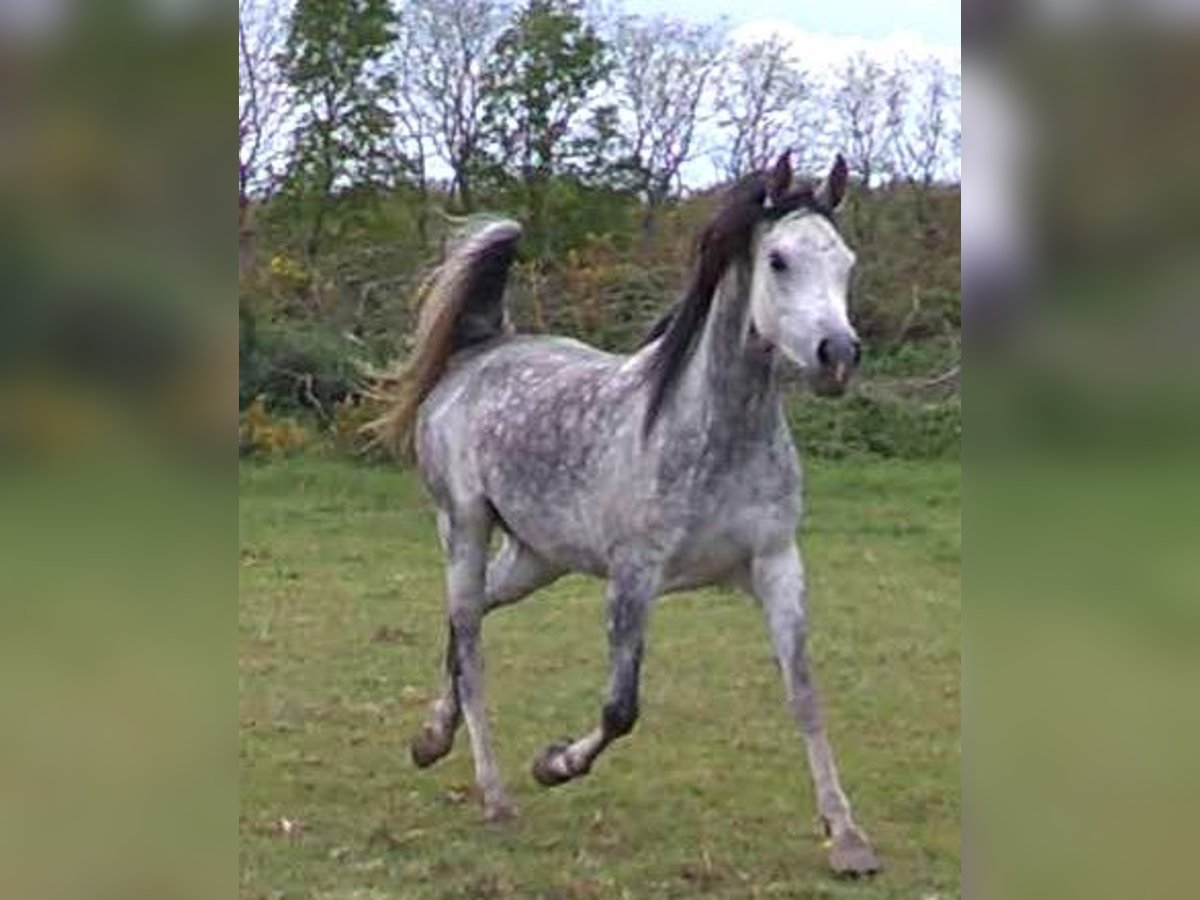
(767, 151), (793, 204)
(816, 154), (849, 212)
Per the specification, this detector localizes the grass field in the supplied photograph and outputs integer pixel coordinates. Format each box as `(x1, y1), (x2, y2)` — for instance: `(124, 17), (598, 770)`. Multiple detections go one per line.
(239, 456), (960, 899)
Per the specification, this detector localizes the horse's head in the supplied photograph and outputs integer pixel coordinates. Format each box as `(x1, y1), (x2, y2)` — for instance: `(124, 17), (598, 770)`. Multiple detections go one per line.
(749, 153), (859, 397)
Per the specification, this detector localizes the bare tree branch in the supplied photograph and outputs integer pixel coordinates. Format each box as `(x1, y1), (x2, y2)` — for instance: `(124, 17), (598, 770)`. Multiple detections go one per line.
(714, 36), (809, 181)
(831, 51), (890, 190)
(239, 0), (293, 204)
(398, 0), (507, 211)
(610, 14), (724, 230)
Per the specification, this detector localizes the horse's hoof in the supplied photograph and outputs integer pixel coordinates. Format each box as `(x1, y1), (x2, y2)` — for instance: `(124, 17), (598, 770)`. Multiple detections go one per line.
(531, 741), (576, 787)
(483, 798), (519, 824)
(410, 724), (452, 768)
(827, 827), (881, 878)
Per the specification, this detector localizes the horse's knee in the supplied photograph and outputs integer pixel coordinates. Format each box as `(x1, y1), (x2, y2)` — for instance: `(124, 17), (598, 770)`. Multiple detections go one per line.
(447, 609), (480, 647)
(602, 697), (639, 738)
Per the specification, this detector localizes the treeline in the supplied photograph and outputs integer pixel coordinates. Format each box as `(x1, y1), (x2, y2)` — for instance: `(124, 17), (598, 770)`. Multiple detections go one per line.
(238, 0), (961, 459)
(240, 0), (959, 254)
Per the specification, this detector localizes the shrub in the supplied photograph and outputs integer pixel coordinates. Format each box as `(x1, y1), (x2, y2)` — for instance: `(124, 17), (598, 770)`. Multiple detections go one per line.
(239, 319), (364, 416)
(860, 334), (960, 379)
(328, 395), (392, 462)
(788, 391), (960, 460)
(239, 396), (312, 457)
(503, 233), (677, 352)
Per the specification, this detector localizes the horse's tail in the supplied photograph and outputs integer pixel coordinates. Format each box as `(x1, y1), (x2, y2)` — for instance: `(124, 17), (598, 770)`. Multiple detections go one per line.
(365, 217), (522, 459)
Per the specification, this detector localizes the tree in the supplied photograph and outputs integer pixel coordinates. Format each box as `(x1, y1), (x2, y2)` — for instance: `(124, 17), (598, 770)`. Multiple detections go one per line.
(387, 3), (440, 245)
(831, 51), (891, 240)
(280, 0), (398, 261)
(907, 58), (958, 191)
(478, 0), (610, 253)
(609, 14), (724, 237)
(239, 0), (293, 274)
(880, 56), (912, 185)
(879, 55), (957, 234)
(395, 0), (508, 212)
(831, 51), (891, 191)
(714, 36), (810, 181)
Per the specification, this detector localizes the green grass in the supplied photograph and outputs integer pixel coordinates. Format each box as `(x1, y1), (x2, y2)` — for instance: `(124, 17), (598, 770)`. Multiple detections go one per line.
(240, 456), (960, 899)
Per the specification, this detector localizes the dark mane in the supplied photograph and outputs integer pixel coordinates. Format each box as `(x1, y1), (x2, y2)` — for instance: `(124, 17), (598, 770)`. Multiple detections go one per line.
(640, 170), (835, 434)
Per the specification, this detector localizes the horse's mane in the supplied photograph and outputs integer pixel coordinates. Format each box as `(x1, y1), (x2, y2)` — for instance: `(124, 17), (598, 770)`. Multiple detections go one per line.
(640, 168), (836, 434)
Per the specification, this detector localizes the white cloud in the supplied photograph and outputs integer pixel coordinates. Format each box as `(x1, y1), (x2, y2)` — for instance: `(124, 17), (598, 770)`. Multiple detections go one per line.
(730, 19), (960, 76)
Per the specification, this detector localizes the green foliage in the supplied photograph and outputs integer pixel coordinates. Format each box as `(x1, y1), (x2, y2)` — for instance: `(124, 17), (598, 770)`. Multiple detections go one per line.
(543, 180), (640, 251)
(860, 332), (960, 379)
(238, 316), (363, 416)
(848, 185), (961, 343)
(505, 230), (674, 350)
(239, 396), (313, 457)
(242, 179), (961, 461)
(789, 390), (961, 460)
(280, 0), (398, 259)
(328, 396), (390, 461)
(479, 0), (611, 254)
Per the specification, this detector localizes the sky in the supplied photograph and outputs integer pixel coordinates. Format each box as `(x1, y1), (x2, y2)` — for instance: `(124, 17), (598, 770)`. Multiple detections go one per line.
(626, 0), (959, 52)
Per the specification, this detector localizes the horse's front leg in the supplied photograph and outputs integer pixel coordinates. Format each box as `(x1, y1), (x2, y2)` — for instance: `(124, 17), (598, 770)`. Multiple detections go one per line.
(531, 565), (655, 785)
(751, 543), (880, 877)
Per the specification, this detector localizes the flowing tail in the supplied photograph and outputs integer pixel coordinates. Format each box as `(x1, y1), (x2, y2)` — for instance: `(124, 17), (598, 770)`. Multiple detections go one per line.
(365, 218), (522, 459)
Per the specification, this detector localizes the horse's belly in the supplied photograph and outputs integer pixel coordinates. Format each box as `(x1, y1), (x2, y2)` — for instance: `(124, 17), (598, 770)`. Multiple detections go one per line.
(661, 533), (750, 593)
(489, 496), (609, 577)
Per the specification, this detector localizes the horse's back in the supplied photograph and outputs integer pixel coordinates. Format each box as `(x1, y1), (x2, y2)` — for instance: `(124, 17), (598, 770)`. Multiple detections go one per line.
(414, 334), (649, 572)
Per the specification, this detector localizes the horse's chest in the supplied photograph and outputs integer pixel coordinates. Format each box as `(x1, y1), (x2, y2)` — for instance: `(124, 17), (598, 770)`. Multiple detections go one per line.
(657, 453), (800, 579)
(667, 435), (799, 521)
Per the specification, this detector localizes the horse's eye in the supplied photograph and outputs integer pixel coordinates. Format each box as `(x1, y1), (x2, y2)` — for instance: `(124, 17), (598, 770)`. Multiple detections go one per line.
(768, 251), (788, 273)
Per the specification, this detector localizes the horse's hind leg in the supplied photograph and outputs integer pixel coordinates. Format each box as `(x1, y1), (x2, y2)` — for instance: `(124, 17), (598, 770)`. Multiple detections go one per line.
(412, 535), (562, 769)
(427, 502), (519, 821)
(531, 564), (655, 786)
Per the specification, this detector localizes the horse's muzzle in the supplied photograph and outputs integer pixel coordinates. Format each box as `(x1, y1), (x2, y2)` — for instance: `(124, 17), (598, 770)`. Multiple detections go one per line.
(813, 333), (861, 397)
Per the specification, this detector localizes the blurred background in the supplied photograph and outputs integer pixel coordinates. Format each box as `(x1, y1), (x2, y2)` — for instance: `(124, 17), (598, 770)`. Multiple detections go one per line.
(963, 2), (1200, 899)
(0, 2), (230, 899)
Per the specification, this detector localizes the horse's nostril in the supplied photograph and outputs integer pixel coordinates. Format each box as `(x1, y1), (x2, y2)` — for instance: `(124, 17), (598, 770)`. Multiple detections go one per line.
(817, 336), (858, 371)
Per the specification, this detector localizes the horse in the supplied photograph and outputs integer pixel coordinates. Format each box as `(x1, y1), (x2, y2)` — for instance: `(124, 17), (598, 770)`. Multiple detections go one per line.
(369, 152), (879, 877)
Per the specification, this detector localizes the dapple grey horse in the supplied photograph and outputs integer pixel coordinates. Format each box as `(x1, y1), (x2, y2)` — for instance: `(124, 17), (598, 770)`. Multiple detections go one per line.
(371, 152), (879, 876)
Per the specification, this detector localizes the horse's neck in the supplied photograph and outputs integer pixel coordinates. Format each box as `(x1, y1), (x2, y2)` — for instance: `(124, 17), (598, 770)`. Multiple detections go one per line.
(685, 263), (781, 438)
